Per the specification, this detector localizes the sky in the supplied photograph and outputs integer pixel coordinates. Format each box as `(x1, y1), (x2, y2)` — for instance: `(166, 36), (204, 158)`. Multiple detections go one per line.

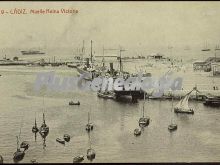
(0, 1), (220, 58)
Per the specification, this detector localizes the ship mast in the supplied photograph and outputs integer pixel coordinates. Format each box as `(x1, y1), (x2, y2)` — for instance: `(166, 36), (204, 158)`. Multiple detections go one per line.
(90, 40), (93, 64)
(82, 40), (85, 65)
(102, 46), (105, 67)
(119, 47), (126, 73)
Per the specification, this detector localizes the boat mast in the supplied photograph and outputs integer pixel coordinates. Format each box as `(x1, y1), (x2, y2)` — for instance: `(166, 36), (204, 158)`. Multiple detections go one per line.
(102, 46), (105, 67)
(35, 117), (37, 127)
(16, 136), (19, 151)
(81, 40), (85, 65)
(119, 47), (126, 73)
(215, 46), (217, 62)
(171, 97), (174, 124)
(143, 93), (146, 118)
(43, 96), (45, 124)
(90, 40), (93, 64)
(43, 113), (45, 125)
(88, 112), (90, 124)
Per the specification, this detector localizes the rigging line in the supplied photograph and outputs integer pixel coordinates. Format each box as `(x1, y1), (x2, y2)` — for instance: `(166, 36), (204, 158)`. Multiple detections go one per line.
(19, 112), (24, 140)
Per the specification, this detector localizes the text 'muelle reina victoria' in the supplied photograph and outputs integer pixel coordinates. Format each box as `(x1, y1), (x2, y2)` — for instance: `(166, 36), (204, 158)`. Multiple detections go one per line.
(10, 8), (78, 15)
(30, 8), (78, 14)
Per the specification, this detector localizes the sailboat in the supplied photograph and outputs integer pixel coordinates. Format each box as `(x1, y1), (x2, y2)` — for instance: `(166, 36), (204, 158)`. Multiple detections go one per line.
(63, 134), (71, 142)
(13, 136), (25, 162)
(202, 41), (211, 51)
(168, 97), (177, 131)
(86, 132), (96, 161)
(85, 112), (94, 132)
(39, 96), (49, 138)
(134, 128), (141, 136)
(174, 89), (194, 114)
(39, 113), (49, 138)
(32, 115), (39, 133)
(73, 155), (84, 163)
(20, 141), (29, 151)
(215, 45), (220, 51)
(0, 155), (3, 163)
(138, 93), (150, 127)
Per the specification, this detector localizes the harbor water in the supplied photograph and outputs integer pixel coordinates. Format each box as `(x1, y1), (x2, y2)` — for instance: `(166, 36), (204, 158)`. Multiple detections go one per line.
(0, 62), (220, 163)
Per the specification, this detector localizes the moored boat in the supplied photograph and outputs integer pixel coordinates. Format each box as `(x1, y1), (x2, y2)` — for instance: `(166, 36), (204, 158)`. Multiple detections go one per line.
(87, 148), (96, 161)
(56, 138), (65, 145)
(168, 97), (178, 132)
(32, 116), (39, 133)
(138, 93), (150, 127)
(73, 155), (84, 163)
(20, 141), (29, 151)
(39, 113), (49, 138)
(30, 159), (38, 164)
(39, 97), (49, 138)
(13, 136), (25, 162)
(168, 123), (178, 131)
(0, 155), (3, 163)
(69, 101), (80, 105)
(86, 112), (94, 132)
(13, 149), (25, 162)
(63, 134), (70, 142)
(134, 128), (141, 136)
(203, 96), (220, 107)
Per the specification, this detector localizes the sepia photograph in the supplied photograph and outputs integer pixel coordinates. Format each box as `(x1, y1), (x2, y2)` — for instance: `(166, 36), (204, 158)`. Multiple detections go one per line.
(0, 1), (220, 163)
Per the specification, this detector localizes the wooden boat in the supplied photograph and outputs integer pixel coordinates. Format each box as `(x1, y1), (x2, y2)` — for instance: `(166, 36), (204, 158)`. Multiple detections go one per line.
(32, 117), (39, 133)
(39, 97), (49, 138)
(39, 113), (49, 138)
(69, 101), (80, 105)
(56, 138), (65, 145)
(139, 93), (150, 127)
(20, 141), (29, 151)
(63, 134), (70, 142)
(87, 148), (96, 161)
(174, 89), (194, 114)
(201, 41), (211, 51)
(0, 155), (3, 163)
(168, 123), (178, 131)
(73, 155), (84, 163)
(86, 126), (96, 161)
(13, 136), (25, 162)
(134, 128), (141, 136)
(203, 96), (220, 107)
(86, 112), (93, 132)
(168, 98), (178, 131)
(30, 159), (38, 164)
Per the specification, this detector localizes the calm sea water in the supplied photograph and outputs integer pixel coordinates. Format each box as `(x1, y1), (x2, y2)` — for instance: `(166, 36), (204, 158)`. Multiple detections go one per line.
(0, 62), (220, 163)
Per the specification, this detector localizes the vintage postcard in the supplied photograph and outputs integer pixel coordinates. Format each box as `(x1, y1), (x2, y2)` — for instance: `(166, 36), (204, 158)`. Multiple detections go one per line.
(0, 1), (219, 163)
